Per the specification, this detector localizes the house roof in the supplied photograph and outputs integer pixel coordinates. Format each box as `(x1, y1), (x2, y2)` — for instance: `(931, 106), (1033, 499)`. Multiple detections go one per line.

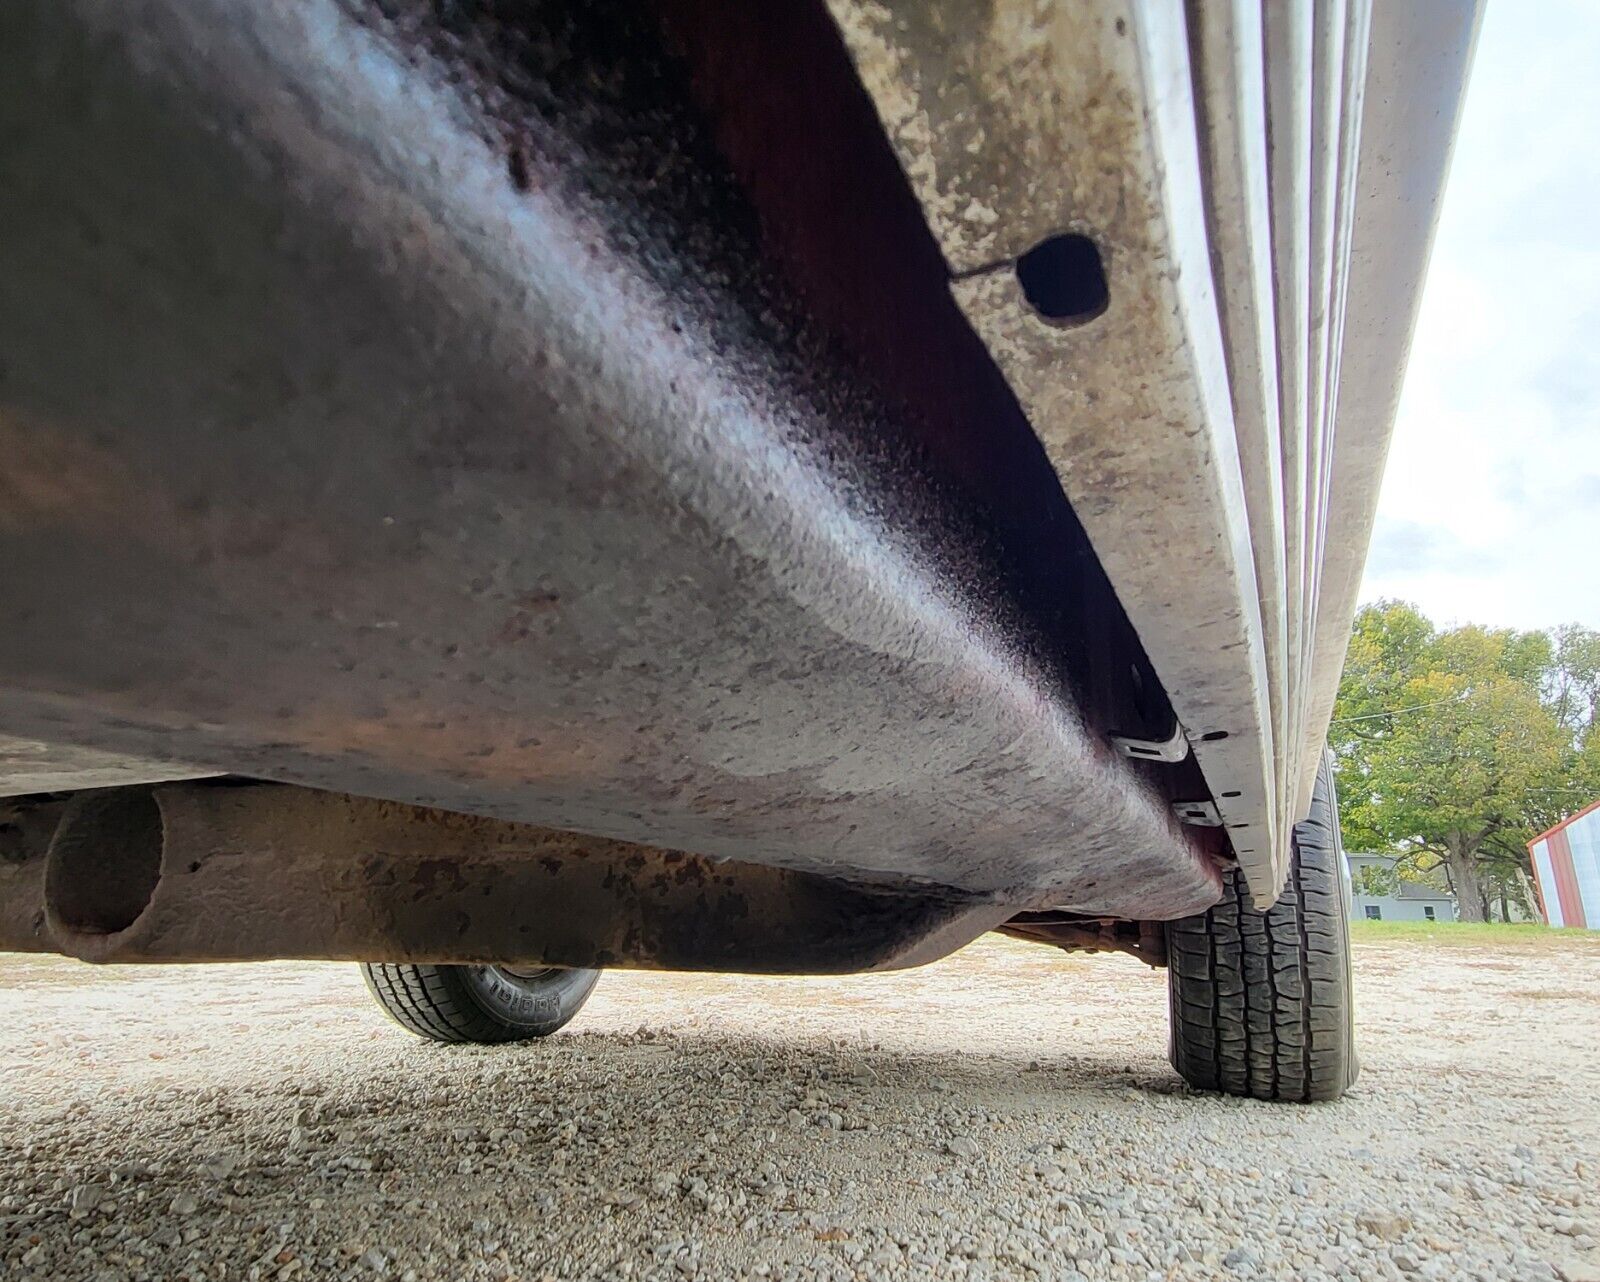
(1393, 880), (1453, 902)
(1346, 851), (1455, 902)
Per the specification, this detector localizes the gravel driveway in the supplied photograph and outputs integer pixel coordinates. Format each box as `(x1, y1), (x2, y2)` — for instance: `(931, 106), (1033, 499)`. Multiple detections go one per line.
(3, 930), (1598, 1282)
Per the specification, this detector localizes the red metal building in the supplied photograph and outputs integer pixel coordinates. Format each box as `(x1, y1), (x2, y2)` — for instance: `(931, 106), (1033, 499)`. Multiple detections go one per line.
(1529, 800), (1600, 929)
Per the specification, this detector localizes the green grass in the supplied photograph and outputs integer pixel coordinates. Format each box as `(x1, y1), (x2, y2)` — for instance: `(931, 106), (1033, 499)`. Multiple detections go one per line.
(1350, 919), (1600, 948)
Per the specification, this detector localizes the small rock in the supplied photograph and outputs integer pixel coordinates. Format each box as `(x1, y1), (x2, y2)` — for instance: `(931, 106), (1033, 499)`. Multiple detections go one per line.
(169, 1191), (200, 1216)
(200, 1152), (237, 1180)
(68, 1183), (106, 1218)
(1356, 1210), (1412, 1242)
(946, 1137), (980, 1160)
(1222, 1246), (1258, 1273)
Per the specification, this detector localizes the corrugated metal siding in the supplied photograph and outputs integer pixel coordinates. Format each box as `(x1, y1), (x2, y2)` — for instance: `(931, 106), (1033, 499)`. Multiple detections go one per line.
(1529, 803), (1600, 928)
(1569, 810), (1600, 924)
(1531, 837), (1562, 927)
(1548, 829), (1587, 929)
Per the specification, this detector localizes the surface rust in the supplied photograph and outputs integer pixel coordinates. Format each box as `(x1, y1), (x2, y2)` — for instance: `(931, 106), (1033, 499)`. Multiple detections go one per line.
(997, 911), (1167, 967)
(2, 783), (1014, 973)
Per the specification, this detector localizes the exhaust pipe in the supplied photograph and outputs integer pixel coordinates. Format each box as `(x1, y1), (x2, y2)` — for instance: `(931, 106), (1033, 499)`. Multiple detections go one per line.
(1, 783), (1007, 973)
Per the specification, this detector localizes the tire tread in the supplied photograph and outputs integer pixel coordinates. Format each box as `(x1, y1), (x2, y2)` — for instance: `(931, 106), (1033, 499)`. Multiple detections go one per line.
(362, 964), (546, 1044)
(1165, 753), (1357, 1103)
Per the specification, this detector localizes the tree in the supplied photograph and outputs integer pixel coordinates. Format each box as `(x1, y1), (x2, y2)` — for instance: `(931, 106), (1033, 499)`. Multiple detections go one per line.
(1350, 862), (1397, 899)
(1329, 603), (1594, 922)
(1552, 624), (1600, 734)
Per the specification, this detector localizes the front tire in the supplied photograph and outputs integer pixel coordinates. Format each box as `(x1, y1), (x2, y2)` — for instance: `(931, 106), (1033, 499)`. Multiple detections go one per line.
(361, 964), (600, 1044)
(1165, 752), (1357, 1102)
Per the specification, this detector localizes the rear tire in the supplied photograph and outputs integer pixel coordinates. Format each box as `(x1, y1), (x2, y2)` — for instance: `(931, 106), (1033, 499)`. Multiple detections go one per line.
(361, 964), (600, 1044)
(1165, 752), (1357, 1102)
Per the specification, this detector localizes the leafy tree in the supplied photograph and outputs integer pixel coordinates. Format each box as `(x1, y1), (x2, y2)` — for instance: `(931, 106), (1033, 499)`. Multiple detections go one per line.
(1330, 603), (1594, 922)
(1552, 624), (1600, 737)
(1350, 862), (1397, 899)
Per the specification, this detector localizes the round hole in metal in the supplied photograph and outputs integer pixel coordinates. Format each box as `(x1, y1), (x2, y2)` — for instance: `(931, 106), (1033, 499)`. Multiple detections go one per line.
(1016, 234), (1109, 324)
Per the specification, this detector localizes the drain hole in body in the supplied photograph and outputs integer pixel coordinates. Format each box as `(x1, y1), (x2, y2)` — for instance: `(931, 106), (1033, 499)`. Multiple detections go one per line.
(1016, 234), (1109, 324)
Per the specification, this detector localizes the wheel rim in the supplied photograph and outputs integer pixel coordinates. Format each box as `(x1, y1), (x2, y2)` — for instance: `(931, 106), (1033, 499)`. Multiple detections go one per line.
(488, 965), (562, 985)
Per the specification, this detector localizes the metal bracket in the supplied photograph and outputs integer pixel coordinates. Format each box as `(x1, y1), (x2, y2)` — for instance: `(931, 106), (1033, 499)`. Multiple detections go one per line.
(1171, 799), (1224, 828)
(1111, 722), (1191, 763)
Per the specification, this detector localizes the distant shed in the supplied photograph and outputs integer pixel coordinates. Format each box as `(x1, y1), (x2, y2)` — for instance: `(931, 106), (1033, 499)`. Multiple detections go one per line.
(1529, 800), (1600, 928)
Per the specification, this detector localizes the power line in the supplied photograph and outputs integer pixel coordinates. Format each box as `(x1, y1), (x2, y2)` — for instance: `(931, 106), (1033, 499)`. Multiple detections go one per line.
(1329, 693), (1467, 725)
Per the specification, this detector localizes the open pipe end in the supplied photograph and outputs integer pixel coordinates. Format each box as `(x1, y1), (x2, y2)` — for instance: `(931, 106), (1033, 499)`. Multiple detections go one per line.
(44, 788), (165, 957)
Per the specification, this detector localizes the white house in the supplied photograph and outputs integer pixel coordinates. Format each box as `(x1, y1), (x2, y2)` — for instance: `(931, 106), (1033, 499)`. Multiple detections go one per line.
(1346, 852), (1457, 923)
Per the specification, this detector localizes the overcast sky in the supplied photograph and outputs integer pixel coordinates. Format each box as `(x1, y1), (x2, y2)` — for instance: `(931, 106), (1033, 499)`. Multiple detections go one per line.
(1359, 1), (1599, 634)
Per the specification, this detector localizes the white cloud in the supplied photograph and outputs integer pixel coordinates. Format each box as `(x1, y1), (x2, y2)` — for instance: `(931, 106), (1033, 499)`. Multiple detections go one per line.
(1360, 1), (1600, 633)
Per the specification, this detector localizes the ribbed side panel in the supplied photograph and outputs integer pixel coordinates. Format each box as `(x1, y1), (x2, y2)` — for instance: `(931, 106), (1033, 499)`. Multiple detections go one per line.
(1530, 807), (1600, 930)
(1567, 810), (1600, 928)
(1291, 1), (1486, 823)
(1189, 0), (1376, 894)
(835, 0), (1480, 906)
(1531, 838), (1563, 928)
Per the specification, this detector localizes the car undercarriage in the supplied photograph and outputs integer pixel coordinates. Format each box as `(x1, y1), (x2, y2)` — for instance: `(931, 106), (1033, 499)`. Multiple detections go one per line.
(0, 0), (1479, 1100)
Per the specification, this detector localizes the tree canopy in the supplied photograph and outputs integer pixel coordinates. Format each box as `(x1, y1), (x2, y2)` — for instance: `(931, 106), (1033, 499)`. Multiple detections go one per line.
(1329, 602), (1600, 921)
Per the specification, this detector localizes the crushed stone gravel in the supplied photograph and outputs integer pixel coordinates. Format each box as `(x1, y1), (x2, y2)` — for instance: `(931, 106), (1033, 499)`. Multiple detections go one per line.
(3, 932), (1597, 1282)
